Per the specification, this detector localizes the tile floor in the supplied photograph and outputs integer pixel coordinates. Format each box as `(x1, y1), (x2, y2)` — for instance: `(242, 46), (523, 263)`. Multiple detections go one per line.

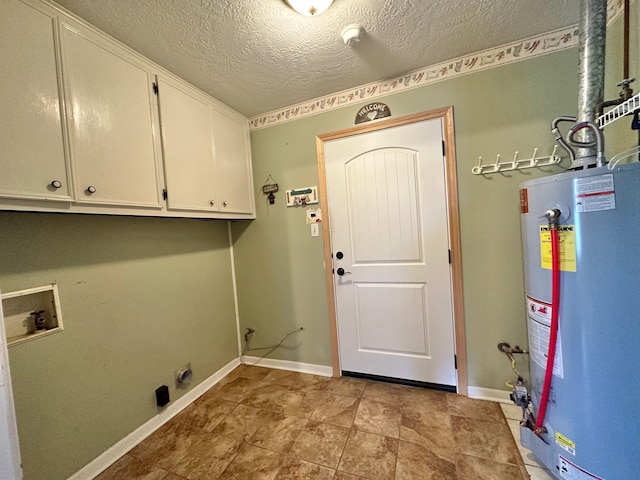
(96, 365), (534, 480)
(499, 404), (555, 480)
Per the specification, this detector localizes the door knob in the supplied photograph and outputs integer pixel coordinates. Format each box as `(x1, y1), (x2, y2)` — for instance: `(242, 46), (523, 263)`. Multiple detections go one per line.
(336, 251), (344, 259)
(336, 267), (351, 276)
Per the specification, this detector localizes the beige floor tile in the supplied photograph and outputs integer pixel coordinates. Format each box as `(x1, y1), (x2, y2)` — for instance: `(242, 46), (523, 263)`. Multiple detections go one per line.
(451, 415), (519, 465)
(247, 413), (308, 453)
(326, 376), (368, 397)
(279, 384), (330, 418)
(174, 394), (237, 432)
(353, 397), (402, 438)
(227, 364), (272, 382)
(242, 382), (291, 414)
(263, 369), (330, 388)
(334, 473), (368, 480)
(362, 381), (405, 405)
(395, 440), (457, 480)
(172, 435), (241, 480)
(527, 464), (556, 479)
(500, 402), (524, 421)
(212, 376), (261, 403)
(338, 430), (398, 480)
(94, 455), (169, 480)
(244, 382), (329, 418)
(289, 420), (350, 468)
(210, 404), (278, 442)
(218, 444), (282, 480)
(401, 387), (450, 413)
(447, 394), (503, 420)
(311, 393), (359, 427)
(399, 408), (455, 462)
(456, 453), (527, 479)
(160, 473), (186, 480)
(105, 369), (530, 480)
(274, 457), (336, 480)
(129, 420), (207, 470)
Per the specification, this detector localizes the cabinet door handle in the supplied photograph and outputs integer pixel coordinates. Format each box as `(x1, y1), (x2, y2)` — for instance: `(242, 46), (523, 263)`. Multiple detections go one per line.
(50, 180), (62, 189)
(209, 200), (215, 207)
(222, 201), (228, 207)
(86, 186), (97, 194)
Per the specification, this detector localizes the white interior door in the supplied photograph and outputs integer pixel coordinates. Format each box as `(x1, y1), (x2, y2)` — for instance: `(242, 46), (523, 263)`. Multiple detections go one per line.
(0, 291), (23, 479)
(324, 118), (457, 387)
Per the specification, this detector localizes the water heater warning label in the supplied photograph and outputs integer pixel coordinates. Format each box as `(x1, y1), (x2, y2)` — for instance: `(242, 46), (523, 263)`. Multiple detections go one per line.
(574, 174), (615, 213)
(540, 226), (577, 272)
(526, 296), (564, 378)
(559, 455), (605, 480)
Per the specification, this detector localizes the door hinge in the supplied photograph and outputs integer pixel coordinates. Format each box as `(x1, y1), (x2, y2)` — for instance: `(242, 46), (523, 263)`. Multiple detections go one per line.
(152, 82), (159, 95)
(454, 354), (458, 369)
(442, 140), (446, 156)
(448, 249), (451, 264)
(162, 188), (167, 201)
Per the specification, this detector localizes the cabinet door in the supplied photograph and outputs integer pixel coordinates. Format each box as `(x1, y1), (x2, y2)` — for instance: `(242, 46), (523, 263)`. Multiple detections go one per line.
(60, 22), (162, 208)
(211, 108), (255, 214)
(157, 77), (217, 211)
(0, 0), (71, 201)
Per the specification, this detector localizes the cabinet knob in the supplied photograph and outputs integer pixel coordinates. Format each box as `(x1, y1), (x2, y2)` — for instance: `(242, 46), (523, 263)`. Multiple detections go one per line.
(50, 180), (62, 189)
(210, 200), (215, 207)
(223, 201), (228, 207)
(86, 186), (97, 194)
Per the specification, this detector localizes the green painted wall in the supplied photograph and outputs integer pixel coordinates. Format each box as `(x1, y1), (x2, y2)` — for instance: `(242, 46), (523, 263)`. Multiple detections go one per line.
(234, 13), (638, 392)
(1, 213), (238, 480)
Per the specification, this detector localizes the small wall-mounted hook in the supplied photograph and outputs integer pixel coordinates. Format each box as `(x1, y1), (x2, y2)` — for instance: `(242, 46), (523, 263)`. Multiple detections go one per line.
(471, 146), (562, 175)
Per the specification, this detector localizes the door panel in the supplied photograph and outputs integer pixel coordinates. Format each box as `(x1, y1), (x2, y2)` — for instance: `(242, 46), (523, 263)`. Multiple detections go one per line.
(0, 0), (71, 201)
(355, 283), (429, 356)
(157, 77), (217, 211)
(61, 22), (161, 207)
(346, 150), (421, 263)
(325, 118), (456, 386)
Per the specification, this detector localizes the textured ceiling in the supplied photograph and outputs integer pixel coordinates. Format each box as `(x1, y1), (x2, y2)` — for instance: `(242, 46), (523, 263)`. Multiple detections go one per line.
(52, 0), (581, 117)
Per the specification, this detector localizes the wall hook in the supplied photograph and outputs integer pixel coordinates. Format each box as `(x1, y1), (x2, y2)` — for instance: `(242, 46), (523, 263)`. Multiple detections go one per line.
(472, 145), (561, 175)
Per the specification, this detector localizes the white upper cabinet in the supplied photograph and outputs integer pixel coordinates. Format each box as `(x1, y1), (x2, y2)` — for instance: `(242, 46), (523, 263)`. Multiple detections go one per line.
(0, 0), (254, 219)
(0, 0), (72, 201)
(211, 108), (255, 214)
(157, 76), (217, 212)
(60, 21), (163, 208)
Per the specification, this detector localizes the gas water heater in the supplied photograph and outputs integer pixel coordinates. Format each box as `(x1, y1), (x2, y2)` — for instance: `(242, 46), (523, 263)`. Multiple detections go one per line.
(519, 163), (640, 479)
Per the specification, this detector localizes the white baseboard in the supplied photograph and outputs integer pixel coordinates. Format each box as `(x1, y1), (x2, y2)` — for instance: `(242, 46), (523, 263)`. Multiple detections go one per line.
(467, 386), (512, 404)
(69, 357), (240, 480)
(241, 356), (332, 377)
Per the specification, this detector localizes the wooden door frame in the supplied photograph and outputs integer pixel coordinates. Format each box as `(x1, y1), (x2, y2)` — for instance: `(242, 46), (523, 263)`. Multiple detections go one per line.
(316, 106), (468, 396)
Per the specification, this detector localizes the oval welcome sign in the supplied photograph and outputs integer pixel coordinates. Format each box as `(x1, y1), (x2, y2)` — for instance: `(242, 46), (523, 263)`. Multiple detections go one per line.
(355, 102), (391, 124)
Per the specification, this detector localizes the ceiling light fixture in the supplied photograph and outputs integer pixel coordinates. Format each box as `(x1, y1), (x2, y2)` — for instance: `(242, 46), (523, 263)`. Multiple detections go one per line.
(285, 0), (334, 16)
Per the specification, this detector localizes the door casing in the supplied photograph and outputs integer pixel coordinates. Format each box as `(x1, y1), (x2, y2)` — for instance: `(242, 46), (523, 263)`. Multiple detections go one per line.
(316, 107), (468, 395)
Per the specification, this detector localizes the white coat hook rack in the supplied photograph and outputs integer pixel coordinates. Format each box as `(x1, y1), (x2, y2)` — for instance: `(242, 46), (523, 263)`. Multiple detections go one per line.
(472, 145), (561, 175)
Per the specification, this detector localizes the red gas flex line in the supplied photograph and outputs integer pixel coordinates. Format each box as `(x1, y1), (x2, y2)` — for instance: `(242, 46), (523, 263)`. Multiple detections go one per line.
(535, 210), (561, 434)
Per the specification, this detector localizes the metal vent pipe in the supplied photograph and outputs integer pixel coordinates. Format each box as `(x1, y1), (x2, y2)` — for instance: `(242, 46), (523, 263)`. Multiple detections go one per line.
(574, 0), (607, 168)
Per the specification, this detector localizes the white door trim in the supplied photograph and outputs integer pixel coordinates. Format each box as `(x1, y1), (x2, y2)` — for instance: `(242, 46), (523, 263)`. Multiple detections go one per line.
(0, 291), (23, 480)
(316, 107), (468, 395)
